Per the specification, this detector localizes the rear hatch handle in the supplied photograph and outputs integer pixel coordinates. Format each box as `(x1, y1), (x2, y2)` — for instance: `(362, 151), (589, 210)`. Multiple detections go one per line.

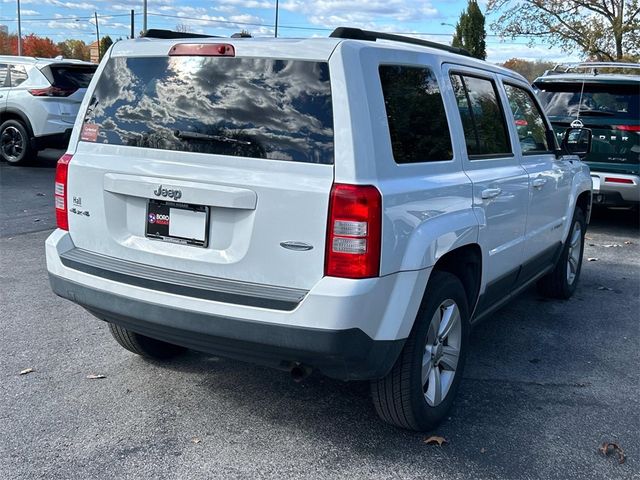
(104, 173), (257, 210)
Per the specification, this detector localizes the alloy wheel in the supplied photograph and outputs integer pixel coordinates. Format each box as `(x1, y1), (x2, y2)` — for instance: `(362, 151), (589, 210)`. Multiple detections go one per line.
(1, 126), (24, 162)
(421, 299), (462, 407)
(566, 221), (582, 285)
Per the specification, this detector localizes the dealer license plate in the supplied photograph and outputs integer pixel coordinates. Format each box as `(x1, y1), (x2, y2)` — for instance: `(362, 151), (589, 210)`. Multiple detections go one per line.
(145, 199), (209, 247)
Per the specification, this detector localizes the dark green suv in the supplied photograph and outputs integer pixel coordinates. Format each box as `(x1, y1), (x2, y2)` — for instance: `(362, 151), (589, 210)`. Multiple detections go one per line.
(534, 63), (639, 208)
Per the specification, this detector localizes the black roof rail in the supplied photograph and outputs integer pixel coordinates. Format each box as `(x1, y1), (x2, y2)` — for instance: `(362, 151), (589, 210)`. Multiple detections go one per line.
(330, 27), (471, 57)
(141, 29), (221, 39)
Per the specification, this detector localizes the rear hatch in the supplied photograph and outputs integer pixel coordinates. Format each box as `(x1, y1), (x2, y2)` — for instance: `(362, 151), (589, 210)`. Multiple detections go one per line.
(67, 48), (335, 291)
(535, 79), (640, 174)
(37, 63), (97, 122)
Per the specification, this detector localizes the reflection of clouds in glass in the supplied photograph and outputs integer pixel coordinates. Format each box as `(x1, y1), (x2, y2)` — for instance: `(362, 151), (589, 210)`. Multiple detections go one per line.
(85, 56), (333, 164)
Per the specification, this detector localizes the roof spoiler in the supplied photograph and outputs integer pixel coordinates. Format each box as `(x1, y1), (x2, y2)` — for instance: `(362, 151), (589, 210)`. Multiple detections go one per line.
(141, 29), (221, 40)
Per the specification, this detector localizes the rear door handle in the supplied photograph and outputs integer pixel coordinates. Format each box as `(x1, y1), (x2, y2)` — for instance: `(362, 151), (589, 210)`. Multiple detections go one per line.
(532, 178), (547, 189)
(481, 188), (502, 199)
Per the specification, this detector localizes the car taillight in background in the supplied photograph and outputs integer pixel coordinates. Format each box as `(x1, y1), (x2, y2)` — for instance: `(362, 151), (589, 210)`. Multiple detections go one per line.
(604, 177), (635, 184)
(28, 86), (78, 97)
(614, 125), (640, 132)
(54, 154), (73, 230)
(325, 183), (382, 279)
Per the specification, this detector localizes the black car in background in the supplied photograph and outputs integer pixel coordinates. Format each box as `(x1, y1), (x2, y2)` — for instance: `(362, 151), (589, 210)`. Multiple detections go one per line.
(534, 62), (639, 208)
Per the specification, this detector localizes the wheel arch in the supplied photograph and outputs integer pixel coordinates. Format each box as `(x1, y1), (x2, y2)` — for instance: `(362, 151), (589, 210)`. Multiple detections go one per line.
(0, 109), (35, 138)
(431, 243), (482, 322)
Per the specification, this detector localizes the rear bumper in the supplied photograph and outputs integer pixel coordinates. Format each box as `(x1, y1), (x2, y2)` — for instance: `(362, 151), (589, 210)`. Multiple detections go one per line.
(49, 274), (404, 380)
(46, 230), (429, 380)
(590, 171), (639, 205)
(32, 129), (72, 151)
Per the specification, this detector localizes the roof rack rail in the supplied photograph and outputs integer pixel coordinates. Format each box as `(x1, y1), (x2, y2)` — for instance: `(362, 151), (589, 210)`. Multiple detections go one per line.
(543, 61), (640, 76)
(330, 27), (471, 57)
(141, 29), (221, 39)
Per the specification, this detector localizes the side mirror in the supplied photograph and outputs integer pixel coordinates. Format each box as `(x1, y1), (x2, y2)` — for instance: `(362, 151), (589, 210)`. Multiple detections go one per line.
(561, 127), (592, 159)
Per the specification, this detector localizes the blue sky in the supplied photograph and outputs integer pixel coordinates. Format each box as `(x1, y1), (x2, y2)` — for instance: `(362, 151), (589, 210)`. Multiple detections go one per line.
(0, 0), (578, 62)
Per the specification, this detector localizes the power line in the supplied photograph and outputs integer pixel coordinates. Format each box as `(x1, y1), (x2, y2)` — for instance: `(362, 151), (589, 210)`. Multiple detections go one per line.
(0, 13), (135, 22)
(1, 10), (535, 45)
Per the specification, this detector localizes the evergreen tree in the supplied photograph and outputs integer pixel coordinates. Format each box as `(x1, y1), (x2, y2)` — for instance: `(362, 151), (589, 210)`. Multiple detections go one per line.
(452, 0), (487, 60)
(99, 36), (113, 59)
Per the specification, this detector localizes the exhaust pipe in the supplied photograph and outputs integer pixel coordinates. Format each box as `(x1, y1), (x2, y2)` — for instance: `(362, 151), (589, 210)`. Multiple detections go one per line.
(290, 363), (312, 383)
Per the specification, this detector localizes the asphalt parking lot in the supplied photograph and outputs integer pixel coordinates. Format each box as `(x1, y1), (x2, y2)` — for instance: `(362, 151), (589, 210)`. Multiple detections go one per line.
(1, 155), (638, 480)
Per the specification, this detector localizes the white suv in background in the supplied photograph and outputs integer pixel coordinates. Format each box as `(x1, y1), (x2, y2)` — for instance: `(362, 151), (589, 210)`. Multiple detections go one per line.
(46, 28), (593, 431)
(0, 56), (97, 165)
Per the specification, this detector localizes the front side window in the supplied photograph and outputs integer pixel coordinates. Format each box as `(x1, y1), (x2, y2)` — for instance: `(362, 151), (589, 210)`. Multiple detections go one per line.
(9, 65), (28, 87)
(83, 56), (334, 164)
(450, 73), (512, 158)
(379, 65), (453, 163)
(504, 84), (550, 154)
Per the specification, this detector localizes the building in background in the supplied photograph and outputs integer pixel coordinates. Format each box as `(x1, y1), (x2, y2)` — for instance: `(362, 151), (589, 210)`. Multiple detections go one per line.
(0, 25), (8, 35)
(89, 40), (99, 63)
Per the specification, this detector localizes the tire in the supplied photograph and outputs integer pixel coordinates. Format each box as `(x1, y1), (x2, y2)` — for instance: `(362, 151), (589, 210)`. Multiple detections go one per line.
(537, 208), (586, 300)
(0, 119), (34, 165)
(371, 271), (470, 431)
(108, 323), (187, 360)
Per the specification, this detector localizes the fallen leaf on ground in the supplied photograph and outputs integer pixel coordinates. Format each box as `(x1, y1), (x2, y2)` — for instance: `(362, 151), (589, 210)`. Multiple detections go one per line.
(192, 437), (201, 444)
(624, 241), (634, 245)
(588, 257), (598, 262)
(424, 435), (448, 446)
(36, 192), (45, 197)
(585, 235), (592, 240)
(19, 368), (34, 375)
(480, 448), (486, 454)
(597, 286), (613, 291)
(599, 441), (625, 464)
(86, 374), (106, 379)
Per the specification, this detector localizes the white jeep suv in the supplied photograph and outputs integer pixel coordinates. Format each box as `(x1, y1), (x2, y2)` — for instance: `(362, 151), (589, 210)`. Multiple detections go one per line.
(0, 56), (97, 164)
(46, 28), (592, 431)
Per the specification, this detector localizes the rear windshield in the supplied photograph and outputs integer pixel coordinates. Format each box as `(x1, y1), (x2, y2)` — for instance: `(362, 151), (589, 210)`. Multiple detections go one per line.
(43, 65), (96, 89)
(536, 82), (640, 120)
(82, 56), (334, 164)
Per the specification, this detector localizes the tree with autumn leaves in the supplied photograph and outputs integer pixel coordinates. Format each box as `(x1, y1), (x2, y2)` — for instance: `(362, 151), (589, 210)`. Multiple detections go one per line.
(0, 32), (93, 61)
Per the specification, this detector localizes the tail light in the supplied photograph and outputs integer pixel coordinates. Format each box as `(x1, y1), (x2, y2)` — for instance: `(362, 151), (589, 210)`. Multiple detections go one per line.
(614, 125), (640, 132)
(54, 154), (73, 230)
(604, 177), (634, 184)
(325, 184), (382, 279)
(29, 86), (78, 97)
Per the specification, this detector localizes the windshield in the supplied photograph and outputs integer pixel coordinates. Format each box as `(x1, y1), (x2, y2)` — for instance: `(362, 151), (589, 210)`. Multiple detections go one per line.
(82, 56), (334, 164)
(536, 82), (639, 120)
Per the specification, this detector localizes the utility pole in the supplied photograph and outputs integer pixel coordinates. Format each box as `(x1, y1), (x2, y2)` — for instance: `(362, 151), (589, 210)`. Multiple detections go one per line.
(274, 0), (279, 38)
(130, 9), (135, 39)
(17, 0), (22, 55)
(143, 0), (147, 33)
(94, 11), (100, 60)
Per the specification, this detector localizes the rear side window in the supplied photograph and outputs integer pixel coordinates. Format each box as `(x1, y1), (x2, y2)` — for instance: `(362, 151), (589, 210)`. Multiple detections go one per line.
(504, 84), (550, 154)
(535, 82), (640, 121)
(450, 74), (512, 158)
(379, 65), (453, 163)
(41, 65), (96, 89)
(9, 65), (28, 87)
(0, 64), (8, 87)
(82, 56), (334, 164)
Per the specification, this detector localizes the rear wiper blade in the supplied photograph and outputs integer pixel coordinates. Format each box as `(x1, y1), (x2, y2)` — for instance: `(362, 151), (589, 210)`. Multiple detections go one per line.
(174, 130), (252, 145)
(576, 110), (616, 116)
